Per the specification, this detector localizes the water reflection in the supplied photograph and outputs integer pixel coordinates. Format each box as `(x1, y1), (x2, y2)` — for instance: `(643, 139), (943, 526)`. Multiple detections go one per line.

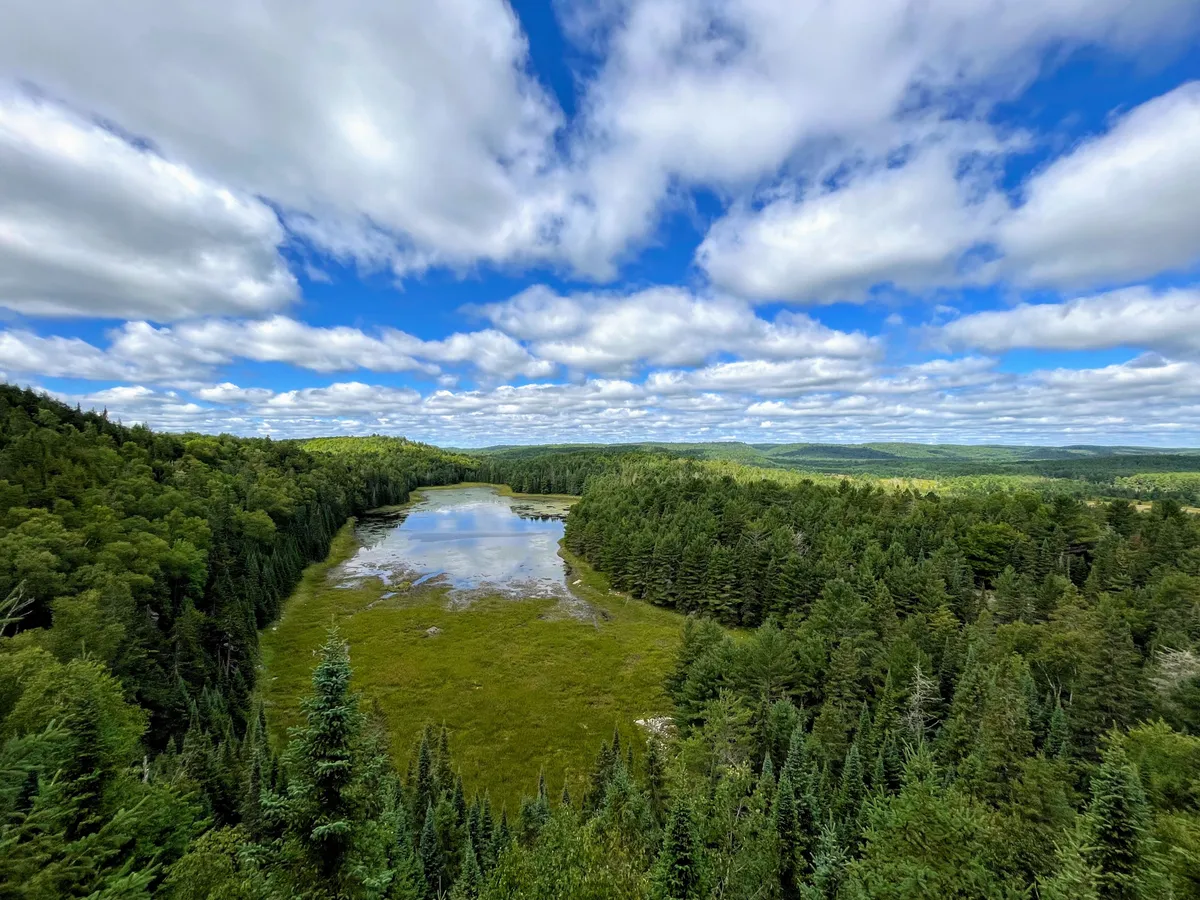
(334, 486), (574, 598)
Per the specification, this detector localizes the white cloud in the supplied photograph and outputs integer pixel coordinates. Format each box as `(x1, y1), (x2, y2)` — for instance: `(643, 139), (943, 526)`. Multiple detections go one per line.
(3, 0), (1194, 281)
(555, 0), (1196, 278)
(939, 287), (1200, 355)
(0, 91), (296, 320)
(45, 348), (1200, 446)
(0, 0), (568, 277)
(0, 316), (556, 384)
(998, 82), (1200, 288)
(697, 148), (1007, 302)
(478, 286), (878, 375)
(0, 328), (213, 382)
(646, 358), (873, 396)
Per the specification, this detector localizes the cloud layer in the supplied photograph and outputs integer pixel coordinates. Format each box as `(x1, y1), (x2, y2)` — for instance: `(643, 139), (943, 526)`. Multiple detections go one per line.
(1, 0), (1199, 445)
(39, 352), (1200, 446)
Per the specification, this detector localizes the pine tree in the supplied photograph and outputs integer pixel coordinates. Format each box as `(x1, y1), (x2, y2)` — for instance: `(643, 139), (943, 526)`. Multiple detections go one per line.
(652, 798), (701, 900)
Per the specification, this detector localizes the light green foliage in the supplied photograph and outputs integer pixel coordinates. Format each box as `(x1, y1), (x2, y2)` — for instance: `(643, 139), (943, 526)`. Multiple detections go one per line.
(262, 527), (680, 812)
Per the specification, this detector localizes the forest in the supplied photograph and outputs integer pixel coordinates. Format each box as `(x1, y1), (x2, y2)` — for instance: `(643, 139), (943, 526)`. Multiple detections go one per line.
(2, 381), (1200, 898)
(475, 441), (1200, 503)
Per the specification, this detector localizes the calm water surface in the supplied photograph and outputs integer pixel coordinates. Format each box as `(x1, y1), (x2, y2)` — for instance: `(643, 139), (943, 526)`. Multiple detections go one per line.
(334, 486), (575, 598)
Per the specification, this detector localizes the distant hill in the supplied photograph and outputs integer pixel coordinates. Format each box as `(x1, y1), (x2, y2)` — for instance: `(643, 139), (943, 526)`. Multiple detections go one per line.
(467, 440), (1200, 489)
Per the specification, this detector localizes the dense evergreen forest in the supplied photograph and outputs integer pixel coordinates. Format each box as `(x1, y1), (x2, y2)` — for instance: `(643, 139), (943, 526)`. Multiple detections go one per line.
(475, 441), (1200, 503)
(3, 383), (1200, 898)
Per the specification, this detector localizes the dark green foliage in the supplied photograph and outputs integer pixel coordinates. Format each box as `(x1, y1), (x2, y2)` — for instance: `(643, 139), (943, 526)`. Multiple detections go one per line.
(1083, 739), (1156, 900)
(651, 799), (701, 900)
(6, 388), (1200, 898)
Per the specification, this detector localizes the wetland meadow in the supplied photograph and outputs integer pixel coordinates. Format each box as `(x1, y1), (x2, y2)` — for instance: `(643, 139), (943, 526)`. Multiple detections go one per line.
(260, 484), (684, 809)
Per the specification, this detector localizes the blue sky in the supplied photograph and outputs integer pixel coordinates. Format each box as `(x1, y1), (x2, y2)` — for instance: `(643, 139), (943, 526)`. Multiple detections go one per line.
(2, 0), (1200, 446)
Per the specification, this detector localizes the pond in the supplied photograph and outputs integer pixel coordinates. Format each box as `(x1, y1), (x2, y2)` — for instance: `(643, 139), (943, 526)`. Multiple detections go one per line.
(332, 485), (576, 599)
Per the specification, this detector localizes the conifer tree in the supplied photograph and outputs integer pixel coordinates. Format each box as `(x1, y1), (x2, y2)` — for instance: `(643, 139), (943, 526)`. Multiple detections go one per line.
(455, 833), (482, 899)
(1046, 698), (1070, 759)
(1083, 739), (1155, 900)
(415, 731), (434, 816)
(420, 802), (444, 898)
(652, 798), (701, 900)
(776, 772), (802, 899)
(282, 627), (380, 890)
(453, 773), (467, 825)
(1039, 828), (1101, 900)
(835, 743), (867, 839)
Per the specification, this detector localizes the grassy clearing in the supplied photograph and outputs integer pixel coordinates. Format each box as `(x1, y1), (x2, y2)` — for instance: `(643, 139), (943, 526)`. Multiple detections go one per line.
(260, 491), (684, 812)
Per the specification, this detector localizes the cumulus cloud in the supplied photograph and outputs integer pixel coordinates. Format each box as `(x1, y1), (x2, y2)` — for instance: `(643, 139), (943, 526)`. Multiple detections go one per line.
(0, 316), (555, 384)
(3, 0), (1194, 282)
(44, 349), (1200, 447)
(697, 148), (1007, 302)
(478, 286), (878, 375)
(0, 91), (296, 320)
(555, 0), (1195, 278)
(646, 359), (874, 397)
(998, 82), (1200, 289)
(938, 287), (1200, 356)
(0, 0), (570, 277)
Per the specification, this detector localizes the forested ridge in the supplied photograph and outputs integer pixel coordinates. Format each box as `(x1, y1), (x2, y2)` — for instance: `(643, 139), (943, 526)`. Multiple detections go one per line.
(3, 383), (1200, 898)
(0, 385), (473, 896)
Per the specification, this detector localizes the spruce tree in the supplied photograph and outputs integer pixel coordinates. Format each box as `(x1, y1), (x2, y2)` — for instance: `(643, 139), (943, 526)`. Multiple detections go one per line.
(456, 833), (482, 899)
(420, 802), (444, 898)
(1046, 698), (1070, 759)
(415, 732), (434, 816)
(776, 772), (801, 899)
(453, 774), (467, 825)
(1040, 828), (1101, 900)
(652, 798), (701, 900)
(283, 627), (373, 887)
(835, 743), (867, 839)
(1083, 739), (1155, 900)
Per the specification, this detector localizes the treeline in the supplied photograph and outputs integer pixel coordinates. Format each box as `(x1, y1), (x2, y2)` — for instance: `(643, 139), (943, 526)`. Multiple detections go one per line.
(473, 449), (655, 496)
(0, 385), (473, 896)
(535, 457), (1200, 896)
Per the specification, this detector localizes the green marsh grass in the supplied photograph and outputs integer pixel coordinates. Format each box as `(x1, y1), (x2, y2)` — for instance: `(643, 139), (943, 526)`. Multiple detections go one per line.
(260, 488), (684, 811)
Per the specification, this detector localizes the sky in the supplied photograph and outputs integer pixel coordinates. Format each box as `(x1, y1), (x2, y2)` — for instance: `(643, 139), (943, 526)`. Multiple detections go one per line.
(2, 0), (1200, 447)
